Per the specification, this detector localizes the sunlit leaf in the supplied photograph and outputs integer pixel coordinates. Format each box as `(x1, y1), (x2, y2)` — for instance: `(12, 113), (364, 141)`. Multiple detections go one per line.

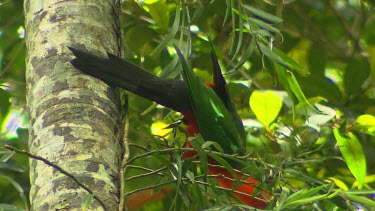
(353, 114), (375, 136)
(352, 174), (375, 189)
(249, 90), (282, 127)
(325, 177), (349, 190)
(151, 121), (172, 138)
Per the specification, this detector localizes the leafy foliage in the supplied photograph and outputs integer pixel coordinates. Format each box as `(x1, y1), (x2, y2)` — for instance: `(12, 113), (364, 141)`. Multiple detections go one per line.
(1, 0), (375, 210)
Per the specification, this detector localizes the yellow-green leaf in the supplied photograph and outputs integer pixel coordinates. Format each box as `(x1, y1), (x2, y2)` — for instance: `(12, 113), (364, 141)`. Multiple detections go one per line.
(352, 174), (375, 189)
(249, 90), (282, 127)
(353, 114), (375, 136)
(325, 177), (349, 190)
(151, 121), (172, 137)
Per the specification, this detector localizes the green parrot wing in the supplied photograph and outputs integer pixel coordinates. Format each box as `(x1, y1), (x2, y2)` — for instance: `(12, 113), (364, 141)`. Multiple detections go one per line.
(210, 47), (247, 144)
(174, 45), (246, 155)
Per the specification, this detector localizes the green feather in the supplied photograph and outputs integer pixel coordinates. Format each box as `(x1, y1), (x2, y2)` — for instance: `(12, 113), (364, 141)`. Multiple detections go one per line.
(174, 45), (246, 155)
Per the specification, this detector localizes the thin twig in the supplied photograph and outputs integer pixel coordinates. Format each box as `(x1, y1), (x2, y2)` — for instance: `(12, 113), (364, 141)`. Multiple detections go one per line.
(125, 167), (168, 181)
(3, 145), (107, 210)
(119, 93), (130, 211)
(124, 172), (268, 203)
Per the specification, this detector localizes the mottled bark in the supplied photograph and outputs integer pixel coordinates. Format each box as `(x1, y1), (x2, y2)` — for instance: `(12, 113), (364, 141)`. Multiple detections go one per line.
(24, 0), (122, 210)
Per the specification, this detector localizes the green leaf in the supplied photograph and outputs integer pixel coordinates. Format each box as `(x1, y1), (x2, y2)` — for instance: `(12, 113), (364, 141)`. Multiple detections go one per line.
(223, 0), (232, 28)
(159, 54), (181, 78)
(287, 71), (319, 114)
(248, 17), (281, 35)
(228, 0), (236, 55)
(151, 1), (180, 55)
(284, 185), (326, 204)
(352, 174), (375, 188)
(326, 177), (349, 190)
(249, 90), (282, 127)
(274, 63), (296, 118)
(343, 193), (375, 208)
(242, 5), (283, 25)
(189, 135), (208, 174)
(191, 1), (204, 23)
(284, 193), (328, 208)
(353, 114), (375, 136)
(274, 63), (318, 118)
(273, 47), (309, 75)
(208, 153), (239, 182)
(0, 175), (28, 210)
(232, 36), (256, 71)
(283, 185), (329, 208)
(201, 141), (224, 153)
(227, 6), (244, 66)
(0, 162), (27, 173)
(258, 43), (309, 75)
(333, 128), (367, 189)
(0, 150), (15, 162)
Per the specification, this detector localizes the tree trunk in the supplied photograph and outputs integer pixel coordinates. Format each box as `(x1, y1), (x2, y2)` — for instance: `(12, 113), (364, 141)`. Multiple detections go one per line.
(24, 0), (123, 210)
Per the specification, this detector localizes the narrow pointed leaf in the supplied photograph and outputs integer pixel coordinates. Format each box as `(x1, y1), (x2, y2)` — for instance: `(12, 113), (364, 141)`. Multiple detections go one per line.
(208, 153), (239, 182)
(189, 135), (208, 174)
(248, 17), (281, 35)
(242, 5), (283, 25)
(151, 1), (180, 55)
(258, 42), (308, 75)
(232, 36), (256, 71)
(333, 128), (367, 189)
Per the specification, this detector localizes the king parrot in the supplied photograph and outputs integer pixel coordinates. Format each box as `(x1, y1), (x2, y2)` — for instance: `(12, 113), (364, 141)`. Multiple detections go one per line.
(69, 46), (270, 209)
